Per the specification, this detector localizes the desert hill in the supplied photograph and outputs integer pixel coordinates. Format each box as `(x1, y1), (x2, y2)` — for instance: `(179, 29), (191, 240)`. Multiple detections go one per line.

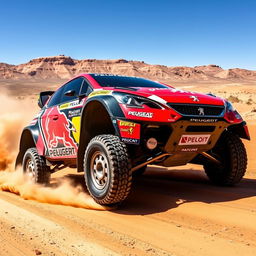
(0, 55), (256, 82)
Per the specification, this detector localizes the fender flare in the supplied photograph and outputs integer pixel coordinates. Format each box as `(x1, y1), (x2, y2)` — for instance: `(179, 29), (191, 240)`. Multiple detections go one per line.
(83, 95), (125, 118)
(15, 127), (38, 168)
(79, 95), (125, 139)
(227, 121), (250, 140)
(77, 95), (125, 172)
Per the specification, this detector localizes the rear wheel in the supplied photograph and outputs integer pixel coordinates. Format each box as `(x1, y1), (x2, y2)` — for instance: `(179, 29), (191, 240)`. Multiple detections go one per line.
(84, 135), (132, 205)
(204, 131), (247, 185)
(22, 148), (51, 184)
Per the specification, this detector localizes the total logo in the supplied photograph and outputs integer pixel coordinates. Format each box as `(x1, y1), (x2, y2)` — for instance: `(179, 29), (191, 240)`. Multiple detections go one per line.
(128, 111), (153, 118)
(179, 134), (210, 145)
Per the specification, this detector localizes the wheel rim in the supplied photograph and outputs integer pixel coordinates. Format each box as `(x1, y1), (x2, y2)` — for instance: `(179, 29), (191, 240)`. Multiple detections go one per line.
(25, 158), (36, 181)
(90, 151), (109, 190)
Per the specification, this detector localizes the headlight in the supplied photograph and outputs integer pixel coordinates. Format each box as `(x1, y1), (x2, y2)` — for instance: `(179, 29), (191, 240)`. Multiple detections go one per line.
(113, 92), (163, 109)
(225, 101), (242, 120)
(225, 101), (236, 112)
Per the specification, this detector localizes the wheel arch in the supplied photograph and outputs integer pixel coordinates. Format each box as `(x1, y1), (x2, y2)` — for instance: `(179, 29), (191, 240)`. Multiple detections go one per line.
(77, 96), (124, 172)
(15, 128), (37, 169)
(227, 121), (250, 140)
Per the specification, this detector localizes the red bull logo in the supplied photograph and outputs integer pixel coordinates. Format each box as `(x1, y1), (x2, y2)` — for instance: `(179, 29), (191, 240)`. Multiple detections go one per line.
(41, 107), (78, 158)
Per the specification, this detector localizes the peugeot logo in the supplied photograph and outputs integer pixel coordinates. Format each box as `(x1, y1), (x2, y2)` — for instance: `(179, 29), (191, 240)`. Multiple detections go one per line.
(198, 107), (205, 115)
(190, 96), (199, 102)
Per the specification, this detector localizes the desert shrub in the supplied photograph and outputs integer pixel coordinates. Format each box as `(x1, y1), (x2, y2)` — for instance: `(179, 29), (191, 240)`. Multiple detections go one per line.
(227, 95), (241, 103)
(246, 98), (254, 105)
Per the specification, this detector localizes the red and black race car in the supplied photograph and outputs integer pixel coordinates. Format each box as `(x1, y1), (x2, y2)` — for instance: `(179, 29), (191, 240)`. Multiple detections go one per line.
(16, 74), (250, 205)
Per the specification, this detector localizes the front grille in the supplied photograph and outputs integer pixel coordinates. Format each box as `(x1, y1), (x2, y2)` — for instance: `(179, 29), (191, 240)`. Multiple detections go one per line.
(168, 104), (224, 116)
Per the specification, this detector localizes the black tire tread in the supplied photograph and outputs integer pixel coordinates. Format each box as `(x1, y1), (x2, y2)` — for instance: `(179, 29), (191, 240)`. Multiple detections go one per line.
(23, 148), (51, 184)
(204, 132), (247, 185)
(84, 135), (132, 205)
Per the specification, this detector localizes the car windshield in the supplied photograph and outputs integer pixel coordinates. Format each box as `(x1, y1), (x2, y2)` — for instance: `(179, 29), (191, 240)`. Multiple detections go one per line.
(90, 74), (168, 88)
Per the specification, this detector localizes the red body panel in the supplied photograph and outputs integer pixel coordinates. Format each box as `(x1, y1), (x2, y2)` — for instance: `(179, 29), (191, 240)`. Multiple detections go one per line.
(32, 73), (248, 161)
(103, 87), (225, 106)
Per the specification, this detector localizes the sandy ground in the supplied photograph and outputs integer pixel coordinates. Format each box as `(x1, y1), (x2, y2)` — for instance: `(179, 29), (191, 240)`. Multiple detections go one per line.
(0, 81), (256, 256)
(0, 131), (255, 256)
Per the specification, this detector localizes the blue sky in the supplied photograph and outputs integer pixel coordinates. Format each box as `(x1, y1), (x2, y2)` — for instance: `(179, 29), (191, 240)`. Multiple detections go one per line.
(0, 0), (255, 69)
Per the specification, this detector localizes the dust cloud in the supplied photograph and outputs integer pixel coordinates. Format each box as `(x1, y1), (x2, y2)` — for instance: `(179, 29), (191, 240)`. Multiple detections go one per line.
(0, 169), (108, 210)
(0, 92), (108, 210)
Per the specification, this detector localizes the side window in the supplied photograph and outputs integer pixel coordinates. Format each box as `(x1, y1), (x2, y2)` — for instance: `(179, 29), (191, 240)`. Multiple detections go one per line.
(47, 86), (65, 107)
(80, 79), (93, 95)
(61, 77), (84, 103)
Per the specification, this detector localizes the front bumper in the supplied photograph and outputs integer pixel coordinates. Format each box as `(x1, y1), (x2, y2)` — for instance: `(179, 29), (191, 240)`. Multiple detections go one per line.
(160, 119), (229, 167)
(117, 118), (231, 167)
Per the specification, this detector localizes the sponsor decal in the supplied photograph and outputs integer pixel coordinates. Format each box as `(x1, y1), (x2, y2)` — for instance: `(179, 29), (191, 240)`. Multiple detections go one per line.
(71, 116), (81, 143)
(118, 120), (137, 127)
(88, 90), (112, 98)
(180, 148), (198, 152)
(41, 107), (78, 158)
(179, 134), (210, 145)
(121, 138), (140, 144)
(120, 127), (134, 135)
(118, 120), (140, 143)
(59, 100), (82, 110)
(190, 118), (218, 123)
(68, 109), (81, 118)
(49, 147), (76, 157)
(128, 111), (153, 118)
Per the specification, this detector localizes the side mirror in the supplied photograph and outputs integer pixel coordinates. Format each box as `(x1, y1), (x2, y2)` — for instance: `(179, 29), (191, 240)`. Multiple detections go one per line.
(38, 91), (54, 108)
(64, 90), (76, 97)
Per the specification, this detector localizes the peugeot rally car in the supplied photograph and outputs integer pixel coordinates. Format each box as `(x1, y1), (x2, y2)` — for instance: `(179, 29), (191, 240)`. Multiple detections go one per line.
(16, 74), (250, 205)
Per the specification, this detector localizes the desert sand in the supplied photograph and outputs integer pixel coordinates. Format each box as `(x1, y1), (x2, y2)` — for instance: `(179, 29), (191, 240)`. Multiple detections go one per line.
(0, 63), (256, 255)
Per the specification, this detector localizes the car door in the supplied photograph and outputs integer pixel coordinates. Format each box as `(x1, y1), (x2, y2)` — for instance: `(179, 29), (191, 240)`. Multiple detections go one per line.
(40, 77), (88, 159)
(66, 78), (92, 146)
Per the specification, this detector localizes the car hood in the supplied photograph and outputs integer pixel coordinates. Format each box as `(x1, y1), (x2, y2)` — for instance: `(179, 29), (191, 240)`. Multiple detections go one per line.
(105, 87), (225, 106)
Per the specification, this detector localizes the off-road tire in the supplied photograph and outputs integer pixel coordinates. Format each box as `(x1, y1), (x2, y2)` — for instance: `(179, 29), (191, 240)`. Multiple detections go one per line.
(22, 148), (51, 184)
(204, 131), (247, 186)
(84, 135), (132, 205)
(133, 165), (147, 178)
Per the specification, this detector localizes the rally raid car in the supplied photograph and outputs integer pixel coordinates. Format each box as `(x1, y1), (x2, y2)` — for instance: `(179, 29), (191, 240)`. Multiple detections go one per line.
(16, 74), (250, 205)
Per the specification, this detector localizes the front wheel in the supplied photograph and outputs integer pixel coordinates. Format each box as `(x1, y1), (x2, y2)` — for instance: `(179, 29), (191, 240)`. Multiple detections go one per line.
(84, 135), (132, 205)
(204, 131), (247, 186)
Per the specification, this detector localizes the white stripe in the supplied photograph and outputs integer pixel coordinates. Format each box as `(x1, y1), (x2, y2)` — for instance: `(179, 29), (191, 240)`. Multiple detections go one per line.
(148, 95), (167, 104)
